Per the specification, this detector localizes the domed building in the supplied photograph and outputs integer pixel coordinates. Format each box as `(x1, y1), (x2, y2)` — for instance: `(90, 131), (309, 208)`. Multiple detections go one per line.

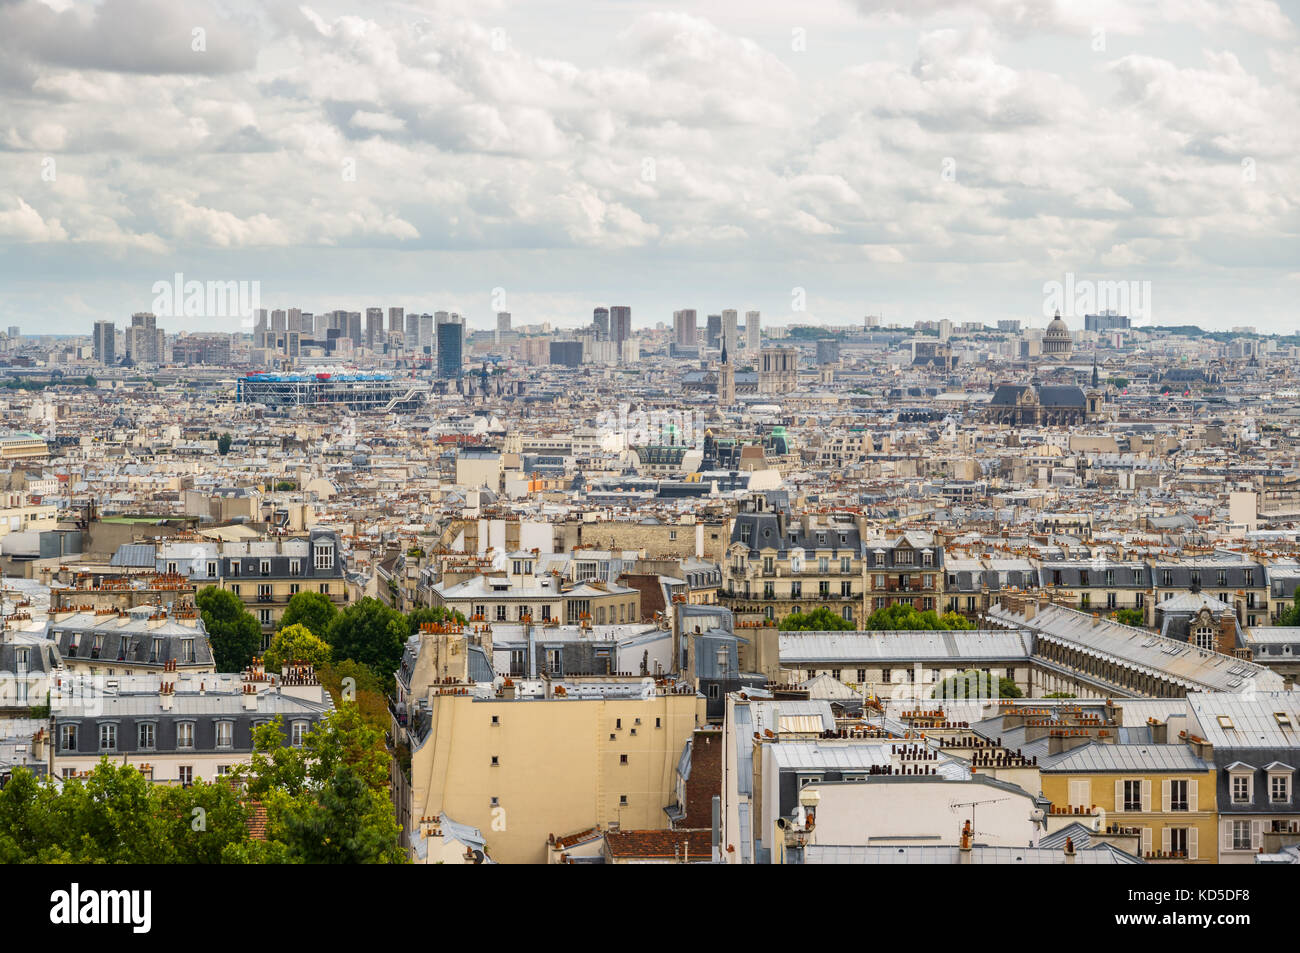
(1042, 310), (1073, 359)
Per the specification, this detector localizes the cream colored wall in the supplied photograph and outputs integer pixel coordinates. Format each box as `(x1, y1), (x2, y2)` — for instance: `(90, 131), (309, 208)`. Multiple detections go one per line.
(408, 692), (703, 864)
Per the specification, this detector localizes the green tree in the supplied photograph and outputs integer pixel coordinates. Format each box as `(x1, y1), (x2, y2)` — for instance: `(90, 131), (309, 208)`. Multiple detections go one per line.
(275, 480), (296, 491)
(196, 585), (262, 672)
(317, 659), (390, 733)
(1112, 608), (1145, 627)
(263, 623), (332, 673)
(217, 432), (233, 455)
(864, 603), (977, 630)
(148, 780), (251, 863)
(278, 590), (339, 637)
(1277, 592), (1300, 627)
(931, 670), (1022, 701)
(235, 707), (406, 864)
(778, 606), (856, 630)
(326, 597), (408, 681)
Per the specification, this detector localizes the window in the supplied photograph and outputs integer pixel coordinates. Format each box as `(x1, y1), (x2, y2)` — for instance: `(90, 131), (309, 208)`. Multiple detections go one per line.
(799, 775), (822, 787)
(1231, 773), (1252, 803)
(490, 756), (499, 766)
(840, 557), (851, 574)
(177, 723), (194, 748)
(1194, 626), (1215, 651)
(260, 559), (271, 576)
(1168, 827), (1189, 857)
(138, 723), (156, 749)
(291, 721), (308, 746)
(319, 583), (330, 595)
(289, 559), (301, 576)
(619, 795), (628, 806)
(217, 765), (232, 777)
(181, 639), (195, 663)
(882, 668), (891, 683)
(856, 669), (866, 683)
(491, 715), (500, 726)
(178, 766), (193, 786)
(619, 754), (628, 765)
(314, 541), (335, 570)
(1270, 773), (1291, 803)
(59, 724), (77, 751)
(207, 560), (218, 577)
(215, 721), (233, 748)
(1231, 820), (1252, 851)
(99, 724), (117, 751)
(1122, 780), (1142, 812)
(1169, 779), (1189, 812)
(496, 605), (507, 621)
(831, 669), (841, 681)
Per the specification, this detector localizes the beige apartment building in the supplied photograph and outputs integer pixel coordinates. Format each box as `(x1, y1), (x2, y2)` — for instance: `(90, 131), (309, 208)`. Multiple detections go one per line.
(393, 673), (704, 864)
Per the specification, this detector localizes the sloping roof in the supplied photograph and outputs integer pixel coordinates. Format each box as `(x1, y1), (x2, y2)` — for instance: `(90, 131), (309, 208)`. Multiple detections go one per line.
(604, 829), (712, 860)
(800, 844), (1141, 864)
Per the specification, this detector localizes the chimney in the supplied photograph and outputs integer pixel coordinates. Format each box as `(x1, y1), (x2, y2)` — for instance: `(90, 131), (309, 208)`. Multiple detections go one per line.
(160, 682), (174, 712)
(959, 819), (973, 864)
(1064, 835), (1076, 863)
(242, 683), (258, 710)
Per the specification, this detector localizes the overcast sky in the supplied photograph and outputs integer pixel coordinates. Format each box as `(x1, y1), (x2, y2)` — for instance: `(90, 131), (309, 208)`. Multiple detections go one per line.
(1, 0), (1297, 334)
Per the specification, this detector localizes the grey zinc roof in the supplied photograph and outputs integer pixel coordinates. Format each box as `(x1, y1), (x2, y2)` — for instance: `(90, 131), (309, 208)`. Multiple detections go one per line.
(779, 629), (1032, 664)
(1187, 692), (1300, 748)
(987, 602), (1284, 694)
(1040, 743), (1211, 774)
(110, 543), (158, 567)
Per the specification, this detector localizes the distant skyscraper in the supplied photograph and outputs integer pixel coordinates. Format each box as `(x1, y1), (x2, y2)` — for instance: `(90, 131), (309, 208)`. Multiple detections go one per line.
(271, 309), (287, 333)
(592, 308), (608, 340)
(93, 320), (116, 365)
(418, 313), (434, 352)
(436, 312), (464, 378)
(722, 309), (738, 357)
(405, 311), (420, 351)
(706, 314), (722, 349)
(610, 306), (632, 349)
(497, 311), (512, 344)
(745, 311), (761, 358)
(126, 312), (162, 364)
(6, 326), (18, 340)
(388, 307), (404, 334)
(347, 312), (363, 346)
(366, 308), (383, 349)
(673, 309), (697, 348)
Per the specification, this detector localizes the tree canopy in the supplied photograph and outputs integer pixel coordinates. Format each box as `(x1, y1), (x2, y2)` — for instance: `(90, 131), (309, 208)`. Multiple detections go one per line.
(0, 706), (407, 864)
(864, 604), (976, 631)
(778, 606), (856, 630)
(196, 585), (262, 672)
(278, 590), (339, 637)
(325, 597), (409, 682)
(262, 623), (332, 673)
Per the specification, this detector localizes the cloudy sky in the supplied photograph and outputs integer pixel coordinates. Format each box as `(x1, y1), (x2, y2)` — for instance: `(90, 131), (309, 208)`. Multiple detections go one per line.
(1, 0), (1297, 334)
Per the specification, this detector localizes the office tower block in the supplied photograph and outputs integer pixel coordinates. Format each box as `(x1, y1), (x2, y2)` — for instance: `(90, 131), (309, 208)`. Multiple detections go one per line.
(436, 312), (464, 378)
(706, 314), (722, 349)
(722, 309), (738, 357)
(610, 306), (632, 349)
(347, 312), (363, 346)
(93, 320), (116, 365)
(745, 311), (761, 358)
(388, 307), (404, 334)
(271, 309), (287, 333)
(592, 308), (608, 340)
(673, 309), (697, 348)
(497, 311), (512, 344)
(366, 308), (383, 349)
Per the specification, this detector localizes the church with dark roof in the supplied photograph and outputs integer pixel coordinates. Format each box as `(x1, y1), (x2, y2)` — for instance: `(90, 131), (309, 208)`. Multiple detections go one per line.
(984, 382), (1101, 427)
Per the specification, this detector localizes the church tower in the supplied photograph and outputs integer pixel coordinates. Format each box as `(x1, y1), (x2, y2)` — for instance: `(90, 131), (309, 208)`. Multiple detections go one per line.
(717, 339), (736, 410)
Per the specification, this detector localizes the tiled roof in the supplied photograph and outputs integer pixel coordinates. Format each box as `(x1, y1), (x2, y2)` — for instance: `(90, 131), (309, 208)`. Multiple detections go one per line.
(604, 829), (712, 859)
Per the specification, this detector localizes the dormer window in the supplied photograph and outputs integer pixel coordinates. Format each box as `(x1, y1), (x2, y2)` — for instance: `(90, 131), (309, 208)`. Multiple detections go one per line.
(314, 541), (335, 571)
